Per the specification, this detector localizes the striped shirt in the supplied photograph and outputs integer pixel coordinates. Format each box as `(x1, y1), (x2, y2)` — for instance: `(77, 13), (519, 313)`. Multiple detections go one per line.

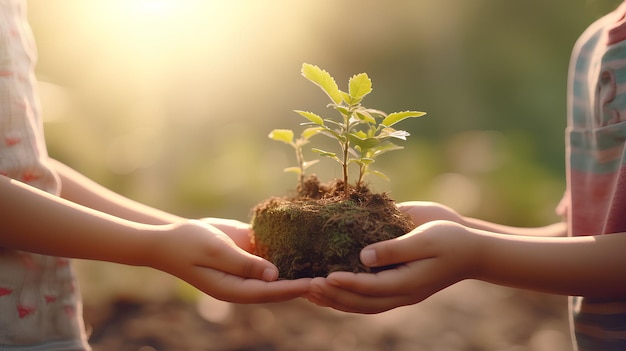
(566, 2), (626, 349)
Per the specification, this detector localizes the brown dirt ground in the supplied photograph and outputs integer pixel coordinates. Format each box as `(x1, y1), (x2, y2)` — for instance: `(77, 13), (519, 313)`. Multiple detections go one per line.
(83, 280), (572, 351)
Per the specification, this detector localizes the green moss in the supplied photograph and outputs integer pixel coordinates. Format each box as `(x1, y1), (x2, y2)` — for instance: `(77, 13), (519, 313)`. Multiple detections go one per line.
(251, 190), (414, 279)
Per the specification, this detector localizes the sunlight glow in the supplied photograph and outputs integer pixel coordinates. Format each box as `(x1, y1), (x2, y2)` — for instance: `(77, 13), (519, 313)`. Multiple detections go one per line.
(79, 0), (246, 53)
(125, 0), (178, 17)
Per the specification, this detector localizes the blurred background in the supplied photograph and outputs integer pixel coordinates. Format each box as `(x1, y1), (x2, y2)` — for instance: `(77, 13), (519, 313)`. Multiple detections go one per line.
(27, 0), (622, 350)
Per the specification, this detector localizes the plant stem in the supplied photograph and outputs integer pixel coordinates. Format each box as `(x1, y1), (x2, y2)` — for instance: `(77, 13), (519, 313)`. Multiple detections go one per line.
(341, 109), (353, 198)
(358, 164), (365, 186)
(296, 142), (305, 193)
(342, 138), (349, 196)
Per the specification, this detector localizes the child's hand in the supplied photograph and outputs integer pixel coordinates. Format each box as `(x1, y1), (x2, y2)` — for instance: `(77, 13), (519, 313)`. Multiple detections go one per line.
(306, 220), (480, 314)
(146, 219), (311, 303)
(397, 201), (464, 227)
(200, 217), (254, 253)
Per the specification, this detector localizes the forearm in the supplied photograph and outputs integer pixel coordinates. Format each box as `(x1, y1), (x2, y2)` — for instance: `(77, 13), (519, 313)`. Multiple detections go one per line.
(399, 201), (567, 237)
(52, 159), (183, 225)
(462, 217), (567, 237)
(0, 175), (159, 265)
(474, 229), (626, 297)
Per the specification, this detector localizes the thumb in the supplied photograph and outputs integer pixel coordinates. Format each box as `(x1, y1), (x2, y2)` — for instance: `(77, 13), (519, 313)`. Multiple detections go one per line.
(189, 220), (280, 282)
(359, 228), (431, 268)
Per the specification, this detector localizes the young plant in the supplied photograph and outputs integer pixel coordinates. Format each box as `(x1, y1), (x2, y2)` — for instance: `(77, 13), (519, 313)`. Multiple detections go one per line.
(272, 63), (426, 197)
(268, 128), (320, 192)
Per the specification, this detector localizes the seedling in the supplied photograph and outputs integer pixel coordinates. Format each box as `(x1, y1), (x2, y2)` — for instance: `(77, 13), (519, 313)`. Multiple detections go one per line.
(253, 63), (427, 279)
(268, 128), (320, 193)
(269, 63), (426, 198)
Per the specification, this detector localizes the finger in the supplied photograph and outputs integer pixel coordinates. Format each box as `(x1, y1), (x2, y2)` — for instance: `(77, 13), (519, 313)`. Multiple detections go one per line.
(396, 201), (426, 224)
(206, 233), (279, 282)
(221, 227), (253, 253)
(396, 201), (420, 212)
(360, 229), (433, 268)
(306, 278), (356, 311)
(201, 218), (253, 252)
(397, 201), (462, 225)
(325, 258), (443, 298)
(325, 269), (406, 296)
(308, 276), (413, 314)
(188, 266), (312, 303)
(233, 278), (312, 304)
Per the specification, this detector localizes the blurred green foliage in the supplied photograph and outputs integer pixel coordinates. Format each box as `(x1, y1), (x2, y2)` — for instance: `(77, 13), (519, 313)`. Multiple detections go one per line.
(29, 0), (622, 227)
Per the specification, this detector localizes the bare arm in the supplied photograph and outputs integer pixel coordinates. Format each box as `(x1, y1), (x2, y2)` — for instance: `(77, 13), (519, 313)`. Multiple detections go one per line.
(307, 221), (626, 313)
(398, 201), (567, 237)
(0, 173), (154, 263)
(472, 225), (626, 297)
(51, 159), (182, 225)
(461, 216), (567, 237)
(0, 174), (310, 303)
(52, 159), (255, 251)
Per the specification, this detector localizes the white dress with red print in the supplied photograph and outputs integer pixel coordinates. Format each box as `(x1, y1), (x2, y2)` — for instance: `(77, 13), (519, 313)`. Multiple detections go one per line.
(0, 0), (90, 349)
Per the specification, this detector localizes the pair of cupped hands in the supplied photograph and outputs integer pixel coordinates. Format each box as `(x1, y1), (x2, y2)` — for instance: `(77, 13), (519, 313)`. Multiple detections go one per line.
(167, 201), (468, 314)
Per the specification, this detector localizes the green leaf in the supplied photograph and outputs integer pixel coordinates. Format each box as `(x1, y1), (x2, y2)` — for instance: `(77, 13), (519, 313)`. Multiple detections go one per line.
(334, 106), (351, 116)
(355, 111), (376, 124)
(361, 108), (387, 118)
(311, 148), (337, 158)
(370, 170), (390, 181)
(349, 73), (372, 102)
(311, 148), (342, 163)
(268, 129), (294, 144)
(381, 110), (427, 127)
(318, 127), (345, 142)
(340, 91), (352, 104)
(352, 130), (368, 138)
(301, 127), (323, 139)
(284, 167), (302, 174)
(370, 142), (404, 157)
(301, 63), (343, 104)
(294, 110), (325, 126)
(347, 133), (380, 149)
(350, 158), (375, 166)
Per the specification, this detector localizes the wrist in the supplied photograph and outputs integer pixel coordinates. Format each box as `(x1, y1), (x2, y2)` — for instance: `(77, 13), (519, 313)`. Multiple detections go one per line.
(443, 222), (487, 282)
(464, 228), (489, 281)
(128, 222), (175, 268)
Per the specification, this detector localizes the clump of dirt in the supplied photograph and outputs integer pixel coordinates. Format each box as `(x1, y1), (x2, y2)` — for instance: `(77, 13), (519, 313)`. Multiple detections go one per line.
(251, 175), (414, 279)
